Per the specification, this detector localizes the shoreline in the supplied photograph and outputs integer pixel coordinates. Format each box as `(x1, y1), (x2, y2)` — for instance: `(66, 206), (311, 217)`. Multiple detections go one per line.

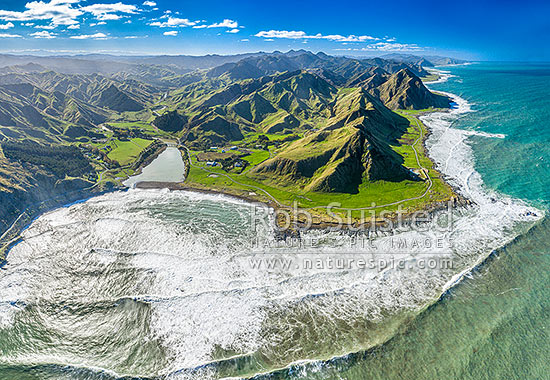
(146, 105), (472, 232)
(0, 141), (171, 264)
(0, 72), (471, 261)
(0, 185), (119, 264)
(136, 179), (470, 233)
(419, 71), (545, 307)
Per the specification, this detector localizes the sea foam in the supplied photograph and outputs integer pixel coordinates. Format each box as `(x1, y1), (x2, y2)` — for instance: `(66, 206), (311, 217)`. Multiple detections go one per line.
(0, 70), (544, 380)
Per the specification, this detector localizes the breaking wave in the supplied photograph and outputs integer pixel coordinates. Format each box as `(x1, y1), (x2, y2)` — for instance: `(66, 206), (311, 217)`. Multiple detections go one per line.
(0, 75), (542, 380)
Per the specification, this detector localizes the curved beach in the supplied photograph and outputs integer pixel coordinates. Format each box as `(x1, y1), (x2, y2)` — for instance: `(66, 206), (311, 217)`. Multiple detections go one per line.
(0, 66), (544, 380)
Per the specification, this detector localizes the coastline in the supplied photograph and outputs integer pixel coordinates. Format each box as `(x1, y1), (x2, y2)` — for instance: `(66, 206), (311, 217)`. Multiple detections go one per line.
(2, 64), (547, 380)
(420, 69), (544, 295)
(136, 178), (470, 233)
(0, 141), (170, 264)
(217, 65), (547, 380)
(0, 185), (118, 264)
(0, 70), (472, 263)
(146, 105), (471, 232)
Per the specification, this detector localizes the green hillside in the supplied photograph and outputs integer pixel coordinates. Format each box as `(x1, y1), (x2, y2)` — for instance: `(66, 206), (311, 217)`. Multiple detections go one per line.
(0, 50), (458, 229)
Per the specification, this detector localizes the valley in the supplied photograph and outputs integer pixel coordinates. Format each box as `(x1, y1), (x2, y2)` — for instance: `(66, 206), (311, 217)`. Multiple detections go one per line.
(0, 50), (458, 237)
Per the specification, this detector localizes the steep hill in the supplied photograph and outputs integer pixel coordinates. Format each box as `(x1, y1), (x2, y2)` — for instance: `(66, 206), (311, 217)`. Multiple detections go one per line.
(250, 88), (414, 193)
(153, 110), (187, 132)
(175, 70), (338, 147)
(0, 142), (94, 237)
(0, 71), (153, 112)
(0, 71), (158, 141)
(370, 69), (450, 110)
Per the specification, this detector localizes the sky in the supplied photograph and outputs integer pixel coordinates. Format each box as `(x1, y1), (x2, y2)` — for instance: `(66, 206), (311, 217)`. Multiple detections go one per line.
(0, 0), (548, 60)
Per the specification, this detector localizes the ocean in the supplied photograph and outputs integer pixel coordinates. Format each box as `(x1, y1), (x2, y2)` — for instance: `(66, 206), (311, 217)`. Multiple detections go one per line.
(0, 62), (548, 379)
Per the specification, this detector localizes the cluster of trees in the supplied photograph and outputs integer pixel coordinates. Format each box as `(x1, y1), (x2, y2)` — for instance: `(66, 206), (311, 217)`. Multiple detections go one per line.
(2, 141), (93, 178)
(131, 140), (163, 170)
(220, 156), (247, 172)
(84, 145), (119, 168)
(110, 126), (148, 140)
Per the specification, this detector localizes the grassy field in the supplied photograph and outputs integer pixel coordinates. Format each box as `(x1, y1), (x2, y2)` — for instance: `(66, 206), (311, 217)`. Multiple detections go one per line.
(421, 73), (440, 83)
(107, 138), (153, 166)
(184, 113), (455, 220)
(242, 150), (270, 165)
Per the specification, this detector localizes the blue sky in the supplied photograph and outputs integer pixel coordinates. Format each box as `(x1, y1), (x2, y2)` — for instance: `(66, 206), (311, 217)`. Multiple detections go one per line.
(0, 0), (548, 60)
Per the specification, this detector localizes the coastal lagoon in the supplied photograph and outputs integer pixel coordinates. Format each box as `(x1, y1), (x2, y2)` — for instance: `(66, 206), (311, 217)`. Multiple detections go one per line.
(0, 63), (548, 379)
(123, 147), (186, 188)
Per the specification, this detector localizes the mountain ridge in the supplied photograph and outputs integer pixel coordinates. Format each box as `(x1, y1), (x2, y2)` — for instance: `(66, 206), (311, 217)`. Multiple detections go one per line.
(0, 50), (453, 202)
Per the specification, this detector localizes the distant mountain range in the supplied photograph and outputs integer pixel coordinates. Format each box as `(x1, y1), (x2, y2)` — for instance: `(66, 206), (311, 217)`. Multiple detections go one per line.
(380, 53), (468, 66)
(0, 50), (466, 76)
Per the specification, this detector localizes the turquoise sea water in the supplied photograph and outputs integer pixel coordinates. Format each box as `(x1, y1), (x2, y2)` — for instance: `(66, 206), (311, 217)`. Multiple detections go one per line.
(434, 63), (550, 205)
(0, 63), (548, 379)
(267, 62), (550, 379)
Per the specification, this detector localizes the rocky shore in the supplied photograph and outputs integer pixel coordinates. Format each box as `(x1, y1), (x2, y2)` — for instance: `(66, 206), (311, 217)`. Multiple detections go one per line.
(0, 184), (119, 264)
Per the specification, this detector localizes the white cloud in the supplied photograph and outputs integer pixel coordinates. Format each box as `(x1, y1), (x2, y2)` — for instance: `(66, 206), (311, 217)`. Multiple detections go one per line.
(99, 14), (122, 20)
(256, 30), (304, 39)
(369, 42), (422, 51)
(67, 23), (79, 29)
(81, 3), (138, 21)
(142, 1), (156, 6)
(226, 28), (239, 33)
(23, 22), (34, 26)
(70, 32), (109, 39)
(163, 30), (178, 36)
(90, 21), (107, 26)
(0, 33), (22, 38)
(207, 19), (238, 28)
(0, 0), (83, 26)
(255, 30), (379, 42)
(240, 38), (249, 42)
(0, 0), (141, 26)
(34, 24), (56, 29)
(193, 18), (239, 29)
(327, 34), (378, 42)
(30, 30), (56, 38)
(0, 22), (14, 29)
(335, 42), (425, 52)
(149, 16), (196, 27)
